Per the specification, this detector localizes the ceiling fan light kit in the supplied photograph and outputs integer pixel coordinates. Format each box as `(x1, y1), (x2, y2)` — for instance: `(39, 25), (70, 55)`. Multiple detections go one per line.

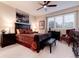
(44, 5), (47, 8)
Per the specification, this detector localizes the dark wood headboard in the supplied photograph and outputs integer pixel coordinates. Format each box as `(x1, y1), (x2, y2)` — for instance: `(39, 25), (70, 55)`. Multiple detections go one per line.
(15, 22), (31, 33)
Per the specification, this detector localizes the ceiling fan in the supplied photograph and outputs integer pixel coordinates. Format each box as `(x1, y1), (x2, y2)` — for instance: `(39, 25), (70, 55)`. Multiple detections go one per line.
(37, 1), (57, 11)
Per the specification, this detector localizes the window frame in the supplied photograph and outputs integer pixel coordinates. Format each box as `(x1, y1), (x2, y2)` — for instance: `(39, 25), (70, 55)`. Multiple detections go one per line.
(47, 12), (77, 30)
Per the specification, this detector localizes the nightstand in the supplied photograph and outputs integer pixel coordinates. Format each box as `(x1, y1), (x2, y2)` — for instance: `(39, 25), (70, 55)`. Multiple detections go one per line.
(1, 33), (16, 47)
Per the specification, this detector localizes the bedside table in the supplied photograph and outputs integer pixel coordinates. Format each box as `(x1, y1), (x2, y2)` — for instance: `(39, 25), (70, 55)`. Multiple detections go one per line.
(1, 33), (16, 47)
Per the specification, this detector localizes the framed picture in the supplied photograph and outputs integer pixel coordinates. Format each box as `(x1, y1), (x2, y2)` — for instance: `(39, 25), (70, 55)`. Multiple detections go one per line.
(39, 21), (45, 29)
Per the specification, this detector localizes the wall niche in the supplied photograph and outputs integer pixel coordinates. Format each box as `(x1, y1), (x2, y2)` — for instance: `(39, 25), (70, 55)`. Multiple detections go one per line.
(16, 9), (29, 23)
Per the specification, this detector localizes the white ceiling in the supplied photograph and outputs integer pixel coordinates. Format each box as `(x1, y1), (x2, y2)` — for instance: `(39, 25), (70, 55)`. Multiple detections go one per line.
(1, 1), (79, 16)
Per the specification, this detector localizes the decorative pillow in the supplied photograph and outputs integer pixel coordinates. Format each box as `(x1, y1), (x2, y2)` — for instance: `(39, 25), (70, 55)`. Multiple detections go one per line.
(16, 29), (20, 34)
(18, 29), (33, 34)
(19, 29), (25, 34)
(25, 29), (33, 34)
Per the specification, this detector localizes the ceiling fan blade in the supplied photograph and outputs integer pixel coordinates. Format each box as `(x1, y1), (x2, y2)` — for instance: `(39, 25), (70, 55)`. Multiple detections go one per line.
(44, 1), (47, 4)
(37, 7), (43, 10)
(47, 5), (57, 7)
(39, 2), (44, 6)
(46, 1), (50, 5)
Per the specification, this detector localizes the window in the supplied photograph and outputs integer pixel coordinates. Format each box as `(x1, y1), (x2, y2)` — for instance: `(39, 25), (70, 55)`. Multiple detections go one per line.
(47, 12), (76, 29)
(47, 17), (55, 28)
(55, 15), (63, 28)
(64, 13), (75, 28)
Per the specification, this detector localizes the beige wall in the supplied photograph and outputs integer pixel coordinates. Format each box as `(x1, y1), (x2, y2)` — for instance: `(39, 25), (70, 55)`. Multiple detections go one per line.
(0, 2), (16, 33)
(35, 15), (47, 33)
(29, 15), (37, 32)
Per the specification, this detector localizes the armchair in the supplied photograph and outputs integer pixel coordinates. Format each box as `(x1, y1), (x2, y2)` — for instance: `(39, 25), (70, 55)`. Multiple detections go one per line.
(60, 29), (75, 46)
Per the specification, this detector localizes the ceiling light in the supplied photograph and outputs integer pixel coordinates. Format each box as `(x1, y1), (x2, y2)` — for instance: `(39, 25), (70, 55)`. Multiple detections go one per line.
(44, 6), (47, 8)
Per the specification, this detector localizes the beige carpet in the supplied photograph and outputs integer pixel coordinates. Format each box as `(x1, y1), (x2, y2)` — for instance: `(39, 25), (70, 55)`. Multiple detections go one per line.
(0, 41), (75, 58)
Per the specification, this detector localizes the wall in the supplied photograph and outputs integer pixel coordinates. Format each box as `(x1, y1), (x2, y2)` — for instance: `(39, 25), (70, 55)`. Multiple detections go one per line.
(36, 15), (47, 33)
(29, 15), (38, 32)
(0, 2), (16, 33)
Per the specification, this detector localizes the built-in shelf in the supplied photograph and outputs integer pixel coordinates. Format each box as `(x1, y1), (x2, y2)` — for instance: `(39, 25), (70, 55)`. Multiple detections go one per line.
(15, 22), (30, 25)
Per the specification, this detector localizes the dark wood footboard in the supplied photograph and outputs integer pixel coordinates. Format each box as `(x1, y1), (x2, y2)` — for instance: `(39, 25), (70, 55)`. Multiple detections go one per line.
(34, 33), (52, 53)
(34, 35), (40, 53)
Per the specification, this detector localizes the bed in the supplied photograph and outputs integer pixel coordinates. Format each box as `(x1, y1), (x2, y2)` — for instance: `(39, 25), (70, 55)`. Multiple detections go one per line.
(15, 22), (51, 52)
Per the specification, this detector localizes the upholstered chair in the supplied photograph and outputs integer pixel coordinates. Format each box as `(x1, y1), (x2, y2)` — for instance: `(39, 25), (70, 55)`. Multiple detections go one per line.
(60, 29), (75, 46)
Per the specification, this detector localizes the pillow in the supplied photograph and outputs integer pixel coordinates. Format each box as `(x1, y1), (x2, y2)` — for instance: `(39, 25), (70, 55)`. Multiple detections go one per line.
(25, 29), (33, 34)
(19, 29), (25, 34)
(18, 29), (33, 34)
(16, 29), (20, 34)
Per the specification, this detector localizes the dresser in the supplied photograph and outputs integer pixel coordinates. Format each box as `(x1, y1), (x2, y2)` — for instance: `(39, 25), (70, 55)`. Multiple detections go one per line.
(1, 33), (16, 47)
